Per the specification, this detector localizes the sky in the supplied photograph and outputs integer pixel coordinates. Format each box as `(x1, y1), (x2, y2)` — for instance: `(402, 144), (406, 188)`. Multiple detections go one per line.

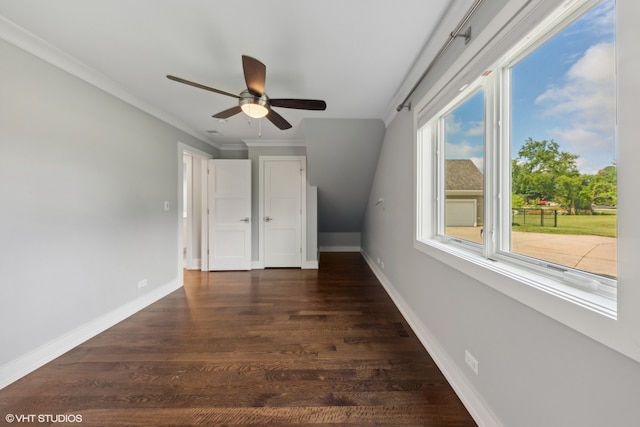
(445, 0), (616, 175)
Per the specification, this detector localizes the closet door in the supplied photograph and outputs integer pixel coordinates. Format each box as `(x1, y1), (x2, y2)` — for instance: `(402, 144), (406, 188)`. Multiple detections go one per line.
(207, 159), (251, 270)
(263, 159), (302, 267)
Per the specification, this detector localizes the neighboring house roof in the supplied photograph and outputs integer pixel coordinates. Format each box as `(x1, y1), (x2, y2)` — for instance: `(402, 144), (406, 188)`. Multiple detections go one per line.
(446, 159), (483, 191)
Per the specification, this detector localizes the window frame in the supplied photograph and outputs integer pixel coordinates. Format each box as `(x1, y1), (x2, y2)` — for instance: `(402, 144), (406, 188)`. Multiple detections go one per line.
(433, 81), (486, 250)
(414, 0), (633, 359)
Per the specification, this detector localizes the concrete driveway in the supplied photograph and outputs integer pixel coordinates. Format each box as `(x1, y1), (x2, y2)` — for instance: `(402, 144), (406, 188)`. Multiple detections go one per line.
(445, 226), (616, 278)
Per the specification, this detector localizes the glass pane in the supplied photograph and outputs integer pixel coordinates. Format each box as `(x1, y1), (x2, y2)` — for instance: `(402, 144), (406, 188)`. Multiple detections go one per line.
(443, 90), (484, 244)
(510, 0), (616, 278)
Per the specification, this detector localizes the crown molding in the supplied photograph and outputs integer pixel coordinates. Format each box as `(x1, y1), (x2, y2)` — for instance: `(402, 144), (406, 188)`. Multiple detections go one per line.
(220, 143), (248, 151)
(0, 15), (219, 149)
(243, 139), (306, 148)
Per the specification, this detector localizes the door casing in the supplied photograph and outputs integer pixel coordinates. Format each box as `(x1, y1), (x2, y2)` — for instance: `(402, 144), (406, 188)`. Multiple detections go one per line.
(177, 143), (213, 279)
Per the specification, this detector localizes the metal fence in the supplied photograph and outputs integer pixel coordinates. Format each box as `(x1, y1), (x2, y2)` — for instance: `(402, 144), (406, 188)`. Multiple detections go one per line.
(512, 208), (558, 227)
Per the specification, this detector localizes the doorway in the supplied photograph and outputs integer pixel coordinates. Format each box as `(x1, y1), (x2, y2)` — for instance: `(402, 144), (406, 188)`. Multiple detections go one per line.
(178, 143), (212, 278)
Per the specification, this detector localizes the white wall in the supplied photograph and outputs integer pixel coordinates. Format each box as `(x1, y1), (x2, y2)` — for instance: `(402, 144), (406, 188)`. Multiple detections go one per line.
(0, 39), (218, 385)
(362, 0), (640, 426)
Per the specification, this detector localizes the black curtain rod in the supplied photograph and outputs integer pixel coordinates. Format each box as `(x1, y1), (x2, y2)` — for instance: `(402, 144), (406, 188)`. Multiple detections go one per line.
(396, 0), (485, 112)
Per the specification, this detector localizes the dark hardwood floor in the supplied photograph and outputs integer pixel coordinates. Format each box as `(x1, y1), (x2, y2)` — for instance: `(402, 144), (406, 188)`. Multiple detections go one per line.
(0, 252), (476, 426)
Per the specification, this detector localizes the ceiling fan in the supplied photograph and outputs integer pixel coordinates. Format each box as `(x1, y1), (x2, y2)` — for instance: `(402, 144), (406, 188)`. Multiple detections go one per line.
(167, 55), (327, 130)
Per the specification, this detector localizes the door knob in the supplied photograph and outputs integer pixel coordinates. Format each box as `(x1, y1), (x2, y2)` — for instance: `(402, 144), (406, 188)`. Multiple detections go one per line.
(264, 216), (273, 222)
(240, 217), (250, 223)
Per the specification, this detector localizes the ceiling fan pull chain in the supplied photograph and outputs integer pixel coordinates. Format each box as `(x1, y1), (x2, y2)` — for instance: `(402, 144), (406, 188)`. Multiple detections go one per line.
(259, 118), (262, 138)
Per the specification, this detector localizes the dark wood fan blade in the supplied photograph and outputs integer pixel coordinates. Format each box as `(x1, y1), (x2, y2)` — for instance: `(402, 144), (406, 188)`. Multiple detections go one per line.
(270, 98), (327, 110)
(266, 109), (292, 130)
(242, 55), (266, 96)
(212, 105), (242, 119)
(167, 75), (240, 99)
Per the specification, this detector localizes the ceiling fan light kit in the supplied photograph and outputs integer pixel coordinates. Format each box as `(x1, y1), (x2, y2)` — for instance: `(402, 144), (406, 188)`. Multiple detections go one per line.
(239, 90), (269, 119)
(167, 55), (326, 130)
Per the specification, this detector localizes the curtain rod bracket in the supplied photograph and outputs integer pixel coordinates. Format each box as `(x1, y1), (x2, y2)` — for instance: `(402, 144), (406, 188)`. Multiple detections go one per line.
(396, 101), (412, 112)
(452, 26), (472, 45)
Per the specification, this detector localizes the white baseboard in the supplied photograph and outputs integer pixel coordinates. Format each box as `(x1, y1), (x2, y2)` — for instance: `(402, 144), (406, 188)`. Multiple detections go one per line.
(319, 246), (361, 252)
(251, 261), (317, 269)
(302, 260), (319, 269)
(0, 280), (182, 390)
(360, 249), (502, 427)
(185, 258), (201, 270)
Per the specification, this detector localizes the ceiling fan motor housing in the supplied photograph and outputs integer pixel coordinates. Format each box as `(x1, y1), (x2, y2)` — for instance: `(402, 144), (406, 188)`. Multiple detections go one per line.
(239, 89), (269, 118)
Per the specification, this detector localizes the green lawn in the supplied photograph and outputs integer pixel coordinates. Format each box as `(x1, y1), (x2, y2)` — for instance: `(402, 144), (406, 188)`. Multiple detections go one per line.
(511, 212), (617, 238)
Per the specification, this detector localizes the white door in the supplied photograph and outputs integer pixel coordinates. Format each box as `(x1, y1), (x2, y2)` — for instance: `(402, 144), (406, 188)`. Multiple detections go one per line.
(207, 159), (251, 270)
(264, 159), (302, 267)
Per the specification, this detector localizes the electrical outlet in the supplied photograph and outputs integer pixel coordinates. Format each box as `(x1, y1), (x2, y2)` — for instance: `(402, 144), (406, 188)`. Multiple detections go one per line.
(465, 350), (479, 375)
(138, 279), (148, 289)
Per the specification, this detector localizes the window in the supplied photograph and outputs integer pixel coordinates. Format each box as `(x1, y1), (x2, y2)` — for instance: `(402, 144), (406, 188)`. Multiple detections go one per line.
(440, 89), (485, 245)
(417, 0), (617, 316)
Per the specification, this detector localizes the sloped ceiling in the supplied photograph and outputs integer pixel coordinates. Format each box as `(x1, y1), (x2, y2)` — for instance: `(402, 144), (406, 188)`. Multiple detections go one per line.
(0, 0), (455, 148)
(0, 0), (468, 234)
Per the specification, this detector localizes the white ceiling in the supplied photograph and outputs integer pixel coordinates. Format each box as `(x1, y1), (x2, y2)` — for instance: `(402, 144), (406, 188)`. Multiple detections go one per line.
(0, 0), (454, 148)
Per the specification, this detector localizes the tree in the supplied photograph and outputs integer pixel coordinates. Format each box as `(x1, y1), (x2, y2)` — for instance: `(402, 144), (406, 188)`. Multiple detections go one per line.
(512, 193), (526, 209)
(581, 164), (617, 208)
(512, 138), (580, 207)
(556, 175), (585, 215)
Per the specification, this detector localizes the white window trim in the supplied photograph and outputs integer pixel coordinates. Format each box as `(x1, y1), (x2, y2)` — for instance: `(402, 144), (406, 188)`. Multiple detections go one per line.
(434, 80), (486, 241)
(413, 0), (640, 363)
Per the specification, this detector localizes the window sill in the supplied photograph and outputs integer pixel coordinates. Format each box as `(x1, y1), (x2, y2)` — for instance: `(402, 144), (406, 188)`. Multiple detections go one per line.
(414, 237), (623, 351)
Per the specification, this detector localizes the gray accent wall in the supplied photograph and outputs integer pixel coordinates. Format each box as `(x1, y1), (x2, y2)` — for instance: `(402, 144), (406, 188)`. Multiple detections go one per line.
(220, 149), (248, 160)
(306, 185), (318, 264)
(303, 118), (385, 236)
(361, 0), (640, 425)
(362, 103), (640, 426)
(318, 232), (361, 251)
(0, 39), (218, 370)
